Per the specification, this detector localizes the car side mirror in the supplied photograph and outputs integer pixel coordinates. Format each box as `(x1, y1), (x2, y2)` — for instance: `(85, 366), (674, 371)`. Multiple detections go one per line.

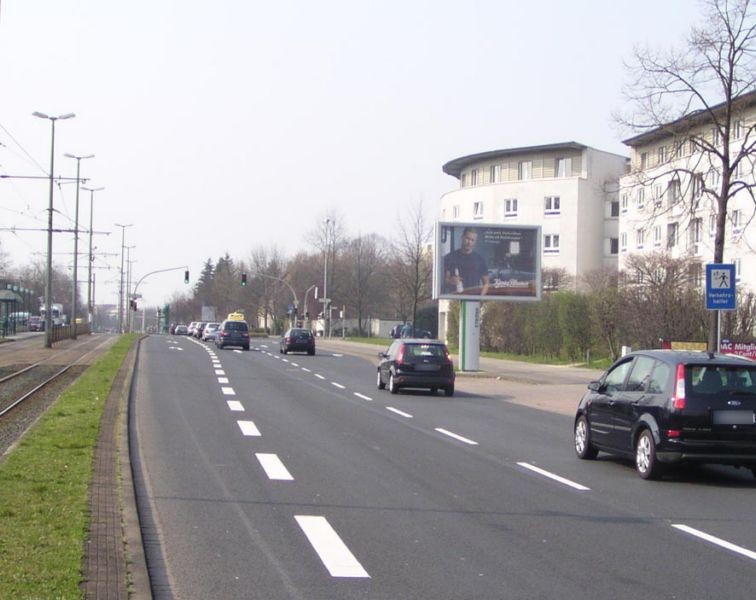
(378, 352), (387, 359)
(587, 381), (602, 392)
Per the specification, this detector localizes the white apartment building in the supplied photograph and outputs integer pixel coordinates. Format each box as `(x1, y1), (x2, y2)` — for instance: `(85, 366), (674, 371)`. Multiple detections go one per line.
(619, 92), (756, 293)
(440, 142), (629, 289)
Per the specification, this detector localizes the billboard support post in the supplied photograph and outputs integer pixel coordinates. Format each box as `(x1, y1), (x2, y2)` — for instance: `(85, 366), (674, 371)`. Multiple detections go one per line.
(459, 300), (480, 372)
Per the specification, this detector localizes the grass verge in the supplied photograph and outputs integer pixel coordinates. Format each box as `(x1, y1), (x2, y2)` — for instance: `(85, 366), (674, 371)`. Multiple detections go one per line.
(0, 334), (138, 599)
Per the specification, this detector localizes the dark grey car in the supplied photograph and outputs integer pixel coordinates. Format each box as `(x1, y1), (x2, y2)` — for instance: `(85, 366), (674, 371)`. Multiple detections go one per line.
(215, 319), (250, 350)
(377, 339), (455, 396)
(574, 350), (756, 479)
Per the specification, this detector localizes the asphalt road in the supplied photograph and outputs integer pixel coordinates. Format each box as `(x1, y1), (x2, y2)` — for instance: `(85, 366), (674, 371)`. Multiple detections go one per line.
(132, 335), (756, 599)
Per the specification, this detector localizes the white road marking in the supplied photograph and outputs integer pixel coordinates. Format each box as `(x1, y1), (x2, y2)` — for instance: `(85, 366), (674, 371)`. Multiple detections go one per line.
(218, 377), (229, 384)
(516, 462), (590, 491)
(290, 362), (299, 367)
(282, 359), (290, 363)
(237, 420), (260, 435)
(256, 453), (294, 480)
(233, 350), (242, 354)
(331, 382), (346, 389)
(301, 368), (311, 373)
(672, 524), (756, 561)
(221, 387), (236, 396)
(215, 369), (225, 375)
(315, 374), (325, 380)
(169, 347), (184, 351)
(294, 516), (370, 578)
(386, 407), (412, 418)
(227, 401), (245, 412)
(435, 428), (478, 445)
(332, 353), (344, 357)
(354, 393), (372, 401)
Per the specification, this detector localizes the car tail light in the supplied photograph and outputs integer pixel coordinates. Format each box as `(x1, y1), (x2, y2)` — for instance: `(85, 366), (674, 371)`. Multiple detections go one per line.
(672, 363), (686, 410)
(666, 429), (682, 438)
(220, 331), (228, 337)
(396, 344), (406, 365)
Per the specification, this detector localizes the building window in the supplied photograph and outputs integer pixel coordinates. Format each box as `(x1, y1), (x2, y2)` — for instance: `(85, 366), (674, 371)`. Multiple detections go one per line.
(692, 174), (703, 205)
(667, 222), (678, 248)
(654, 184), (663, 207)
(640, 152), (648, 169)
(711, 127), (721, 146)
(473, 201), (484, 219)
(690, 218), (703, 245)
(470, 169), (478, 186)
(708, 168), (720, 189)
(637, 187), (645, 209)
(556, 157), (572, 177)
(689, 138), (697, 154)
(611, 201), (620, 217)
(657, 145), (667, 164)
(544, 234), (560, 254)
(709, 213), (717, 238)
(636, 228), (645, 249)
(620, 232), (627, 252)
(490, 164), (500, 183)
(460, 173), (467, 188)
(653, 225), (662, 247)
(544, 196), (561, 214)
(732, 209), (743, 235)
(610, 237), (619, 255)
(453, 205), (460, 218)
(735, 257), (742, 281)
(518, 160), (532, 180)
(621, 193), (628, 214)
(734, 120), (744, 139)
(504, 198), (518, 217)
(667, 179), (681, 208)
(690, 262), (703, 287)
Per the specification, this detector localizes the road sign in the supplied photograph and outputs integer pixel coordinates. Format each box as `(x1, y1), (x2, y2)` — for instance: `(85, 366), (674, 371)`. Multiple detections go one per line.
(318, 298), (330, 304)
(706, 263), (736, 310)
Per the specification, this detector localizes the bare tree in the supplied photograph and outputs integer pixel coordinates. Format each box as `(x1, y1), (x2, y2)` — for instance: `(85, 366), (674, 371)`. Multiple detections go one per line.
(390, 200), (434, 333)
(340, 233), (390, 334)
(619, 0), (756, 349)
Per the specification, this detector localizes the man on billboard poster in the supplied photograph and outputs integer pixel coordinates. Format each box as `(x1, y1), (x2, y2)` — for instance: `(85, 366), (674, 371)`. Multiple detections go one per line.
(443, 227), (490, 295)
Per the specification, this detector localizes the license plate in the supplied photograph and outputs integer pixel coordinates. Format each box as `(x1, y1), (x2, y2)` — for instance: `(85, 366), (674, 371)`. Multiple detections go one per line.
(416, 363), (440, 372)
(713, 410), (755, 425)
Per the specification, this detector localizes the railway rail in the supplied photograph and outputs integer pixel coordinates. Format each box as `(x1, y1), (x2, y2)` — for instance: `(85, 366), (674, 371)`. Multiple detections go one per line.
(0, 333), (118, 456)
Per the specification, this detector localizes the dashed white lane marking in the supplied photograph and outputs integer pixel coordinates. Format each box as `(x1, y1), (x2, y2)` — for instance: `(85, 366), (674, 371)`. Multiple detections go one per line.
(237, 420), (260, 436)
(218, 377), (229, 384)
(301, 368), (311, 373)
(290, 362), (299, 367)
(294, 516), (370, 578)
(215, 369), (225, 375)
(331, 382), (346, 389)
(227, 401), (245, 412)
(354, 393), (372, 401)
(672, 524), (756, 561)
(282, 359), (290, 363)
(169, 347), (184, 351)
(315, 374), (325, 380)
(435, 428), (478, 446)
(386, 407), (412, 418)
(256, 453), (294, 480)
(221, 387), (236, 396)
(516, 462), (590, 491)
(233, 350), (243, 353)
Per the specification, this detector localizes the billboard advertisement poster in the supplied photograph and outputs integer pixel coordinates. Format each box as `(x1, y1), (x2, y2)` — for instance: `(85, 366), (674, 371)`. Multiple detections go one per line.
(434, 222), (541, 301)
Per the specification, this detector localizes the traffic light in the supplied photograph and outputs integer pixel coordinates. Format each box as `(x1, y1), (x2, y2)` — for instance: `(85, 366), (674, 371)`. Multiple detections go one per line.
(130, 300), (137, 311)
(184, 270), (189, 284)
(241, 272), (247, 286)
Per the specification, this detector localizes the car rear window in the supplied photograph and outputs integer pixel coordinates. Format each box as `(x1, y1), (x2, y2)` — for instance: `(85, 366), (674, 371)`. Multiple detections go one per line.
(404, 344), (447, 358)
(226, 321), (248, 332)
(688, 365), (756, 396)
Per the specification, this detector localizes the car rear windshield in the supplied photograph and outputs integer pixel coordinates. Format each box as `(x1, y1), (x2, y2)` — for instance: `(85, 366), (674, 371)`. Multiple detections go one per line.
(404, 344), (447, 359)
(290, 330), (312, 338)
(687, 364), (756, 397)
(225, 321), (248, 332)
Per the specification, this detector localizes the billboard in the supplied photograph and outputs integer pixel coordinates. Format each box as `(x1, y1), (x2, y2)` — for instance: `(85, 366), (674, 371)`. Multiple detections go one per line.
(434, 222), (541, 301)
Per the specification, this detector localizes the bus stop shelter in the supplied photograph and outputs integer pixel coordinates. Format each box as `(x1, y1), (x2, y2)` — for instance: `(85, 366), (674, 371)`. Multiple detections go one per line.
(0, 289), (22, 337)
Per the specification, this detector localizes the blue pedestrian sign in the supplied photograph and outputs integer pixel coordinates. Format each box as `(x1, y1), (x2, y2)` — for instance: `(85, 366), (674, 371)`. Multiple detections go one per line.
(705, 263), (736, 310)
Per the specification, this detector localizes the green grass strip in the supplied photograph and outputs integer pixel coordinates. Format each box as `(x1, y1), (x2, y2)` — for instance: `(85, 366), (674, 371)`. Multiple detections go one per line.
(0, 334), (138, 600)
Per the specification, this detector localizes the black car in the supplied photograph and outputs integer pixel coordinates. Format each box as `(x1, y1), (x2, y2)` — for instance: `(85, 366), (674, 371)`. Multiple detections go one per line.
(377, 339), (455, 396)
(215, 319), (250, 350)
(280, 328), (315, 355)
(574, 350), (756, 479)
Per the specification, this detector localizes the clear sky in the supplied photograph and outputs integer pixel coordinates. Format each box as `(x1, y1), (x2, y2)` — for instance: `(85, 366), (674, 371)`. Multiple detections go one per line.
(0, 0), (704, 308)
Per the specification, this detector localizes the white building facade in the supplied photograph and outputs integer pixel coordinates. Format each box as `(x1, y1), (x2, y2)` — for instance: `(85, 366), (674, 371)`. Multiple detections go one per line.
(437, 142), (628, 341)
(619, 92), (756, 293)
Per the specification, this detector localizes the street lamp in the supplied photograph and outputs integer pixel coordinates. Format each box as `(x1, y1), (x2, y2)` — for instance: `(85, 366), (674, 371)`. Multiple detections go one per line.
(323, 218), (335, 337)
(124, 246), (136, 332)
(33, 111), (75, 348)
(82, 185), (104, 326)
(115, 223), (133, 333)
(64, 153), (94, 339)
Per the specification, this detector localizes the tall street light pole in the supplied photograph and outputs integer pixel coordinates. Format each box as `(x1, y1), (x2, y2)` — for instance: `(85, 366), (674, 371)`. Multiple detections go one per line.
(124, 246), (135, 332)
(64, 153), (94, 340)
(82, 186), (104, 327)
(115, 223), (133, 334)
(33, 111), (75, 348)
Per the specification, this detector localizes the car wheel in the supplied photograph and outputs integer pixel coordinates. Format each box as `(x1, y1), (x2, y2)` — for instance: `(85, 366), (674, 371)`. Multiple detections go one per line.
(243, 345), (249, 351)
(377, 370), (385, 390)
(430, 387), (437, 394)
(308, 349), (315, 356)
(574, 415), (599, 460)
(444, 385), (454, 397)
(282, 348), (288, 355)
(636, 429), (662, 480)
(389, 373), (399, 394)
